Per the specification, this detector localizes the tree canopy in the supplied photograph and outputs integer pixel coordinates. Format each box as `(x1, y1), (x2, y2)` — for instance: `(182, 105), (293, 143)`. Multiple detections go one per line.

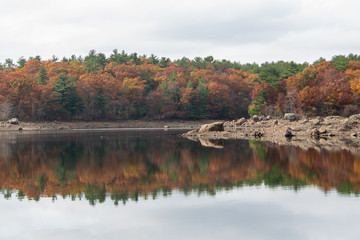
(1, 51), (360, 120)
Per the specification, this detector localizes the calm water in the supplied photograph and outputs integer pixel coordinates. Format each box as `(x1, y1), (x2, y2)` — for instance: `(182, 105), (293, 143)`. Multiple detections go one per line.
(1, 129), (360, 239)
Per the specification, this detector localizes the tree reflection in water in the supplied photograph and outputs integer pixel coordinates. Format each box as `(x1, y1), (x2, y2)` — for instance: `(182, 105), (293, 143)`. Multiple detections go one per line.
(0, 130), (359, 205)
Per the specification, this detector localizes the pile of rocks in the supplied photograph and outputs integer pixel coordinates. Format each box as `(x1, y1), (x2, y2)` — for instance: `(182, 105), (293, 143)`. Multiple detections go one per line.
(183, 113), (360, 148)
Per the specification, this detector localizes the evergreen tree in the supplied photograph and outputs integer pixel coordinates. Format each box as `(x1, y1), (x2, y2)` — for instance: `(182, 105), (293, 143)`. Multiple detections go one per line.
(51, 55), (59, 62)
(52, 74), (83, 118)
(38, 66), (48, 85)
(17, 57), (27, 68)
(109, 49), (129, 64)
(84, 50), (107, 73)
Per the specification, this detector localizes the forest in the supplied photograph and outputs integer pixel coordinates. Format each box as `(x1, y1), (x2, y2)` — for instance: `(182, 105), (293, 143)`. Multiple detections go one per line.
(1, 50), (360, 121)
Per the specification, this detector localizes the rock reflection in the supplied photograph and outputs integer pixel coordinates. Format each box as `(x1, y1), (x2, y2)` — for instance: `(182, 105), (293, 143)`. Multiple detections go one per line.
(198, 138), (224, 149)
(0, 131), (359, 205)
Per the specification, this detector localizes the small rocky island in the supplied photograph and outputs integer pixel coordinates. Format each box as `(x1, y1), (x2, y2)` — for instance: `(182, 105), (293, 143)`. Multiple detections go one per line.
(182, 114), (360, 152)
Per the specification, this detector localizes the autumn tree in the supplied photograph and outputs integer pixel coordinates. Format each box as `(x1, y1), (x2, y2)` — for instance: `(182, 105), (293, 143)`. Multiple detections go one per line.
(76, 73), (111, 120)
(7, 72), (34, 119)
(286, 62), (351, 115)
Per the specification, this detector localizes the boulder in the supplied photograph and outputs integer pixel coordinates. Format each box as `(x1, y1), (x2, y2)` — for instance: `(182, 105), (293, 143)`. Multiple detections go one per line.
(349, 114), (360, 121)
(313, 116), (324, 125)
(236, 118), (247, 126)
(284, 113), (296, 122)
(311, 127), (329, 138)
(259, 115), (266, 121)
(8, 118), (19, 125)
(198, 122), (224, 133)
(252, 115), (259, 122)
(266, 115), (271, 120)
(324, 116), (344, 121)
(301, 119), (309, 124)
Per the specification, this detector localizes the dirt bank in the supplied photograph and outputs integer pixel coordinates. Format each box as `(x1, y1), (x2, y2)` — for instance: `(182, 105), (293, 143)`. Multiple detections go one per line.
(182, 115), (360, 152)
(0, 119), (216, 131)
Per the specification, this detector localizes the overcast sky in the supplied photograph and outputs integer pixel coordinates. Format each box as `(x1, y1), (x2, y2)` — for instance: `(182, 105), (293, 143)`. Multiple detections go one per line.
(1, 0), (360, 64)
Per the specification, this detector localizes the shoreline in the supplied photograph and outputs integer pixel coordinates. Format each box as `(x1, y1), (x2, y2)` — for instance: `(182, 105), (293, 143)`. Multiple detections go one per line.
(3, 116), (360, 153)
(0, 119), (216, 131)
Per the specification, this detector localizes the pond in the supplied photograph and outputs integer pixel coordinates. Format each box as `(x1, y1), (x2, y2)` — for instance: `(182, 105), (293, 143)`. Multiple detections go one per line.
(0, 129), (359, 239)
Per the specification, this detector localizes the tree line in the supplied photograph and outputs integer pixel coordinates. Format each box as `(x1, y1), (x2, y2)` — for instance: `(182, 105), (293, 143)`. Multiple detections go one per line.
(1, 50), (360, 121)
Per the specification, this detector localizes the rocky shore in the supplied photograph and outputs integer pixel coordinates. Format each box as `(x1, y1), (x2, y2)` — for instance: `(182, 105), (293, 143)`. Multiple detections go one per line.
(3, 116), (360, 152)
(182, 114), (360, 152)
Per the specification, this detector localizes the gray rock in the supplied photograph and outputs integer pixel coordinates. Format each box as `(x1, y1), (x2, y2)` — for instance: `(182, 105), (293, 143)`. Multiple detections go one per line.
(311, 127), (329, 138)
(252, 115), (259, 122)
(349, 114), (360, 121)
(8, 118), (19, 125)
(324, 116), (344, 121)
(284, 113), (296, 122)
(301, 119), (309, 124)
(266, 115), (271, 120)
(236, 118), (247, 126)
(313, 116), (324, 125)
(259, 115), (266, 121)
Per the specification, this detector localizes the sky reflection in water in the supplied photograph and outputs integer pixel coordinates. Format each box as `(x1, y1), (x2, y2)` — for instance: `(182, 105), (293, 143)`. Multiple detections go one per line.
(1, 187), (360, 240)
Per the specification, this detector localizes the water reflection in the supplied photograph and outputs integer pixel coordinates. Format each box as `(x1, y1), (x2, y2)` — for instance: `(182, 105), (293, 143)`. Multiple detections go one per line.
(0, 130), (359, 205)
